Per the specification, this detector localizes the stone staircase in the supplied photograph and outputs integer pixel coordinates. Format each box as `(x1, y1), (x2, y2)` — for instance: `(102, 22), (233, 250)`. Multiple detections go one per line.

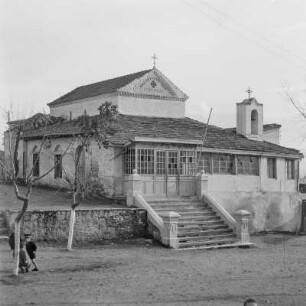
(147, 197), (239, 249)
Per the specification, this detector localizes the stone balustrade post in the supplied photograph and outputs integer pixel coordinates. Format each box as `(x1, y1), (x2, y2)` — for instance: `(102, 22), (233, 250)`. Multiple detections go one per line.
(126, 169), (142, 207)
(196, 170), (209, 200)
(159, 212), (181, 249)
(234, 210), (251, 245)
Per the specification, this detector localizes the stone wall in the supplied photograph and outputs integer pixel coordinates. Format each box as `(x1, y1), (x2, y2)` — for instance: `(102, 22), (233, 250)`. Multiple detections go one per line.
(207, 191), (302, 233)
(5, 208), (147, 244)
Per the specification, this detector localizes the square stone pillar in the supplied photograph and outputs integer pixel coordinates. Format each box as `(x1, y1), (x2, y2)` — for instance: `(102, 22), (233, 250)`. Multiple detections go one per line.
(126, 169), (142, 207)
(159, 212), (181, 249)
(235, 210), (251, 245)
(196, 170), (209, 200)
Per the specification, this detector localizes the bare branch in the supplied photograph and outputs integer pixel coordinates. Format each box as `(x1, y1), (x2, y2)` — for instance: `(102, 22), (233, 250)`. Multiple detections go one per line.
(284, 92), (306, 120)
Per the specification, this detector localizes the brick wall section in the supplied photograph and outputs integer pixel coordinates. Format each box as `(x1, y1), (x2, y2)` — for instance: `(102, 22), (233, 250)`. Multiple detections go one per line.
(5, 208), (147, 244)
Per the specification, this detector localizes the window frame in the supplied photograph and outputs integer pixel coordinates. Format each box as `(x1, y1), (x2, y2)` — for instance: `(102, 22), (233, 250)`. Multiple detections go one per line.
(267, 158), (277, 179)
(137, 148), (154, 175)
(237, 155), (259, 176)
(180, 150), (197, 176)
(124, 148), (135, 175)
(285, 159), (295, 180)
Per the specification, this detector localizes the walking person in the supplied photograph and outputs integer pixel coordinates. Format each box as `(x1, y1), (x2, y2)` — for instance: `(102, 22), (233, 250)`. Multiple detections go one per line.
(24, 233), (39, 271)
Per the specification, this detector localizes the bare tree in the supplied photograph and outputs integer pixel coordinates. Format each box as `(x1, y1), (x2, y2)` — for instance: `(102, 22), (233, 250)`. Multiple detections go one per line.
(63, 102), (119, 251)
(0, 112), (69, 276)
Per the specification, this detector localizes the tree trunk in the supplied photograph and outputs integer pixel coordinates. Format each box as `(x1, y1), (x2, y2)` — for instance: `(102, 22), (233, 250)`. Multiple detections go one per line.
(67, 206), (76, 251)
(13, 221), (21, 276)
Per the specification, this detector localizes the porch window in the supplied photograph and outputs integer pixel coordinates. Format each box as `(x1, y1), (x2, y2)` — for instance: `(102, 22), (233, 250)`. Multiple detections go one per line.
(267, 158), (277, 178)
(156, 151), (166, 175)
(33, 153), (40, 177)
(197, 152), (211, 173)
(124, 148), (135, 175)
(237, 155), (259, 176)
(168, 151), (178, 175)
(212, 154), (235, 174)
(286, 159), (295, 179)
(180, 151), (196, 175)
(137, 149), (154, 174)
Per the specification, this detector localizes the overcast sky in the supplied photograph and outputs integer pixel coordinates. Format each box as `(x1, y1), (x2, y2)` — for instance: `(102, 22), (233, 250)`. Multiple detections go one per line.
(1, 0), (306, 175)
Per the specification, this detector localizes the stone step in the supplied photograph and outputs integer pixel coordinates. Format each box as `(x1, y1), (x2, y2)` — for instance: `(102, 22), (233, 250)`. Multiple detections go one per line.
(176, 242), (252, 251)
(178, 219), (224, 226)
(149, 202), (206, 208)
(179, 237), (238, 249)
(152, 206), (209, 212)
(165, 211), (217, 218)
(175, 211), (216, 216)
(177, 215), (220, 221)
(178, 223), (229, 231)
(178, 228), (233, 237)
(178, 232), (236, 242)
(146, 197), (197, 203)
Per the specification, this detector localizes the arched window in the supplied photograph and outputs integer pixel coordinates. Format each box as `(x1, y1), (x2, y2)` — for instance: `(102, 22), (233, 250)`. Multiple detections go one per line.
(251, 109), (258, 135)
(54, 144), (63, 154)
(32, 146), (40, 177)
(54, 145), (63, 179)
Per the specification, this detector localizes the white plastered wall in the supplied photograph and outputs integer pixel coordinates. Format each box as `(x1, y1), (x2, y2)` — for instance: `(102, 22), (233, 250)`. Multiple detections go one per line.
(49, 94), (119, 119)
(24, 138), (124, 196)
(118, 95), (185, 118)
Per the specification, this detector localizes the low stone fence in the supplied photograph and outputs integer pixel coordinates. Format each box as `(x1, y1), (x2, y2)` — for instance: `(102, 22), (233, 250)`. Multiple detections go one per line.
(4, 208), (148, 244)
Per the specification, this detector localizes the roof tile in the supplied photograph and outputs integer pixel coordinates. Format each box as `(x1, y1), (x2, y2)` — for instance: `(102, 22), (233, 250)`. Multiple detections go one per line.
(23, 114), (302, 157)
(48, 69), (152, 106)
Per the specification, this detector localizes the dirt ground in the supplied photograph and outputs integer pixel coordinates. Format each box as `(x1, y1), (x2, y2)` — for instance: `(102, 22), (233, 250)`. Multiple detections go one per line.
(0, 234), (306, 306)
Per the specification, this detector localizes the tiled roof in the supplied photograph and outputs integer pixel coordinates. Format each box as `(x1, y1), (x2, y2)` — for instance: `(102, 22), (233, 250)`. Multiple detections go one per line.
(225, 123), (281, 133)
(263, 123), (281, 131)
(48, 69), (152, 106)
(23, 114), (302, 157)
(237, 98), (262, 105)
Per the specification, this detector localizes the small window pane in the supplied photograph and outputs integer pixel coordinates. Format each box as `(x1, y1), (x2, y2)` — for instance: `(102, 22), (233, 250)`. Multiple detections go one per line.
(137, 149), (154, 175)
(124, 148), (135, 175)
(180, 151), (196, 175)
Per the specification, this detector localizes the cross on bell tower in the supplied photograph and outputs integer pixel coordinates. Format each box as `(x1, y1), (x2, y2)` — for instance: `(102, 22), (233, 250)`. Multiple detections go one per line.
(246, 86), (253, 99)
(152, 54), (158, 68)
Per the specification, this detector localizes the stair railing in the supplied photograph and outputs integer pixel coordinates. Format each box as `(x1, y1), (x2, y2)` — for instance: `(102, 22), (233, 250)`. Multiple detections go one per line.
(127, 169), (180, 248)
(202, 193), (237, 231)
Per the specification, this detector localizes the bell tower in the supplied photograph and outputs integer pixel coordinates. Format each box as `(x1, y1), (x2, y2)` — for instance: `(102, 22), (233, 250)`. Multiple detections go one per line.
(236, 88), (263, 141)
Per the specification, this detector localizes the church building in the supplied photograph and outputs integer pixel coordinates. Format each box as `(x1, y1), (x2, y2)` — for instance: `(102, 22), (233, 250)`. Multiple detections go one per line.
(9, 67), (304, 239)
